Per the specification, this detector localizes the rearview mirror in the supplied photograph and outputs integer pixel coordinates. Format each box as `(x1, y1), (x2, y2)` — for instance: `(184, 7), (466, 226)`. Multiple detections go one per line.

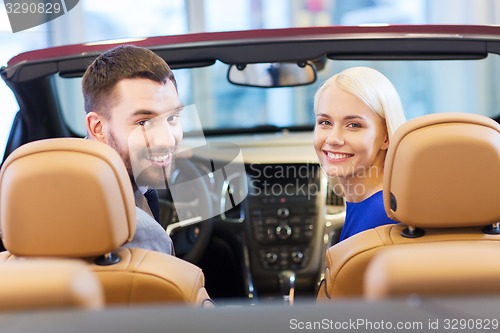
(228, 62), (316, 88)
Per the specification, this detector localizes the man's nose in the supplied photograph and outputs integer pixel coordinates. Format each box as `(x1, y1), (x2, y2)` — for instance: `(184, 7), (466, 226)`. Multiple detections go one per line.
(147, 122), (177, 149)
(153, 124), (176, 147)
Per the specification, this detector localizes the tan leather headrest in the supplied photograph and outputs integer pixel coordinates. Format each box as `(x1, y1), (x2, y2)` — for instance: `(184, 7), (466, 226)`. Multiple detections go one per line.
(0, 138), (136, 257)
(0, 259), (104, 310)
(384, 113), (500, 228)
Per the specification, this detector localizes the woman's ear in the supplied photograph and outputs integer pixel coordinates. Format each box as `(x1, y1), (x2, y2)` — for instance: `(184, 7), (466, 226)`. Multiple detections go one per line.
(381, 133), (390, 150)
(86, 112), (106, 143)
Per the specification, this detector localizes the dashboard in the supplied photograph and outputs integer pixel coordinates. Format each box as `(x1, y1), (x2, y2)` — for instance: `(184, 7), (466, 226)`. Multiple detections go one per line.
(165, 131), (346, 300)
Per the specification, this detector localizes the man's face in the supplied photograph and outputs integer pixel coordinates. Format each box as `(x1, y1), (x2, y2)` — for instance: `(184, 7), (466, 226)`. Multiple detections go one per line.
(92, 78), (183, 189)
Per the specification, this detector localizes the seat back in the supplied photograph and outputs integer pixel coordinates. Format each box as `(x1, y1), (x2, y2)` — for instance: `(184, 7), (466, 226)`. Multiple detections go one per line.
(364, 242), (500, 299)
(0, 138), (212, 306)
(0, 259), (103, 310)
(318, 113), (500, 301)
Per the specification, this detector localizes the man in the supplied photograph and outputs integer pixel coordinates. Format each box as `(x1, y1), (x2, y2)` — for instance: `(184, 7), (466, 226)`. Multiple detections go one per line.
(82, 45), (182, 254)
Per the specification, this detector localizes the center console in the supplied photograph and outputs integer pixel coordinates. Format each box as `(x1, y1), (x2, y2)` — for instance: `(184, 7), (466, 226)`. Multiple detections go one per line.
(244, 163), (324, 296)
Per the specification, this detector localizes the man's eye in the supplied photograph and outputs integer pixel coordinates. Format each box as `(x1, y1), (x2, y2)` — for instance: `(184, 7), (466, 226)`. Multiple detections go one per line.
(167, 113), (180, 123)
(138, 120), (151, 127)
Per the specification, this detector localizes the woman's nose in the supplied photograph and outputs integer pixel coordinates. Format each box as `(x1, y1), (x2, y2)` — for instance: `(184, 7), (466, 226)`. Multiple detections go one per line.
(325, 127), (344, 146)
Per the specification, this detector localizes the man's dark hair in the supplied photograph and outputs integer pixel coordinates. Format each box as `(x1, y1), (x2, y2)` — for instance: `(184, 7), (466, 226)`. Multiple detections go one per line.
(82, 45), (177, 117)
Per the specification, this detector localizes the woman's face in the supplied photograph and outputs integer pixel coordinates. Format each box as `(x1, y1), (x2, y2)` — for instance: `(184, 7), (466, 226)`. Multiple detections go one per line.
(313, 84), (389, 181)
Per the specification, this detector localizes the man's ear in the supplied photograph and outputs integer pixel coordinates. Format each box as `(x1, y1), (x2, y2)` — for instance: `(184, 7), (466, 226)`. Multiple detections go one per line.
(86, 112), (106, 143)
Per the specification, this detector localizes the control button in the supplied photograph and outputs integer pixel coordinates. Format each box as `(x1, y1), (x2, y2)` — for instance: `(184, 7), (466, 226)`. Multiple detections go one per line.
(254, 234), (264, 241)
(291, 226), (301, 240)
(253, 226), (265, 240)
(265, 252), (278, 264)
(304, 224), (314, 239)
(264, 217), (278, 225)
(275, 224), (292, 240)
(307, 208), (316, 214)
(291, 251), (304, 264)
(304, 217), (315, 224)
(277, 207), (290, 218)
(252, 217), (264, 226)
(266, 227), (276, 240)
(279, 250), (289, 259)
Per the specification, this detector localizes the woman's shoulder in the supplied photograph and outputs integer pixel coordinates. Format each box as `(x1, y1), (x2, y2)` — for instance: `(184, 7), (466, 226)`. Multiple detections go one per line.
(349, 190), (384, 208)
(353, 191), (391, 219)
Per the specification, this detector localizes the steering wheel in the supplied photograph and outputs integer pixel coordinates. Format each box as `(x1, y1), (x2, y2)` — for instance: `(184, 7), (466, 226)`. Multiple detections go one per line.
(158, 157), (215, 263)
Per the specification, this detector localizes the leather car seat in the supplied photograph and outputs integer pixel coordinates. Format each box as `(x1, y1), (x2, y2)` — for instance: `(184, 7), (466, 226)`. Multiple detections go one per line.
(0, 259), (103, 310)
(0, 138), (213, 307)
(317, 112), (500, 301)
(364, 242), (500, 299)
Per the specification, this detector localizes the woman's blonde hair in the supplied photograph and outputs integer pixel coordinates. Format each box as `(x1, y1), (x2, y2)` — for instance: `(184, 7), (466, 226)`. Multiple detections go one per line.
(314, 66), (406, 136)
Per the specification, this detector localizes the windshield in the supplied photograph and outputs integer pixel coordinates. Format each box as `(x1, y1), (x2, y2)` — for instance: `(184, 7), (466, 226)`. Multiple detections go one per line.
(58, 55), (499, 136)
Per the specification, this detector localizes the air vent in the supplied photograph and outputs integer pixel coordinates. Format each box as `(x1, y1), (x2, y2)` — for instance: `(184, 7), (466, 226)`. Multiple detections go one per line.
(321, 177), (345, 216)
(220, 171), (247, 223)
(325, 183), (344, 206)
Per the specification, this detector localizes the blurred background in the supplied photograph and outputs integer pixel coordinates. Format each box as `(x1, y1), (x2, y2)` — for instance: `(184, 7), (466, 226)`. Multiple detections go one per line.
(1, 0), (499, 159)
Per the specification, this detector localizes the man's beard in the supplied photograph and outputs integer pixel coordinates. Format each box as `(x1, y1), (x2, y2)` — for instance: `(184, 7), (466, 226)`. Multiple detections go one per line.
(107, 130), (176, 189)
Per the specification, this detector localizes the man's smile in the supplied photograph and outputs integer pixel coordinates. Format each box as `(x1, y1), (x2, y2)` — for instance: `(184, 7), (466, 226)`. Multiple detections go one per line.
(145, 152), (172, 167)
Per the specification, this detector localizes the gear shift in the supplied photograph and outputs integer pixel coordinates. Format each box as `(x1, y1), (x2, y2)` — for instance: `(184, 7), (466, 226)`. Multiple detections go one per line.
(278, 270), (296, 305)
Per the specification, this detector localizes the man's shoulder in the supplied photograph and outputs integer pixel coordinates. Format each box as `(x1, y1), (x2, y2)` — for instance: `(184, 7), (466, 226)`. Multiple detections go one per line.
(134, 207), (167, 237)
(123, 207), (173, 255)
(135, 205), (153, 221)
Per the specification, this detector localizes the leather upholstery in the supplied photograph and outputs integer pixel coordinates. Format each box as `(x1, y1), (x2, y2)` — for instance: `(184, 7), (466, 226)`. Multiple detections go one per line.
(0, 249), (211, 306)
(318, 113), (500, 301)
(383, 112), (500, 228)
(0, 138), (135, 257)
(0, 138), (212, 307)
(0, 259), (103, 310)
(364, 242), (500, 299)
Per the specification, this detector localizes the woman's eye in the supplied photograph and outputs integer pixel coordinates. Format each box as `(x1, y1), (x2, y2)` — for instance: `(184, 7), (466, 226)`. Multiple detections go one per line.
(346, 122), (361, 128)
(317, 119), (331, 126)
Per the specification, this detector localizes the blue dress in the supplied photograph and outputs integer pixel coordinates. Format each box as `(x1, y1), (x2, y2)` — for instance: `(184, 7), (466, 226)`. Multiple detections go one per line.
(339, 190), (397, 241)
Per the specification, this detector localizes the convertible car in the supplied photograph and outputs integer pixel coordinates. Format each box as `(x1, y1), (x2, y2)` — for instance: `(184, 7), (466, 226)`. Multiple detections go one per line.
(0, 24), (499, 329)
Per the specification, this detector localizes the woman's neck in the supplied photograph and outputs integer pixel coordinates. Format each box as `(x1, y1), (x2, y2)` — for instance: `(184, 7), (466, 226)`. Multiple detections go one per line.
(338, 164), (384, 203)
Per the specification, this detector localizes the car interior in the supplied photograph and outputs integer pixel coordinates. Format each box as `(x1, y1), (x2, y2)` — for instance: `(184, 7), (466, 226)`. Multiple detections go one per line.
(0, 24), (499, 331)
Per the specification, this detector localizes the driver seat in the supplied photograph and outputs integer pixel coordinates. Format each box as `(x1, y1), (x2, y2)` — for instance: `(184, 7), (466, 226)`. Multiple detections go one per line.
(0, 259), (104, 310)
(0, 138), (213, 307)
(317, 112), (500, 300)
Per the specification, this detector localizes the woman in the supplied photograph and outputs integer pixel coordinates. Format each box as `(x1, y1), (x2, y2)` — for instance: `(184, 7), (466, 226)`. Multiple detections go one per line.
(313, 66), (406, 241)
